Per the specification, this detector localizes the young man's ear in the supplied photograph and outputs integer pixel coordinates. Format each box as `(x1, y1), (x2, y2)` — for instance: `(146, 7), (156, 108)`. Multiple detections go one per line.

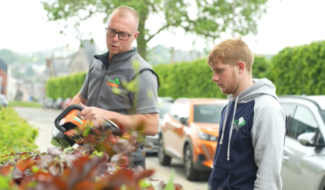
(237, 61), (245, 74)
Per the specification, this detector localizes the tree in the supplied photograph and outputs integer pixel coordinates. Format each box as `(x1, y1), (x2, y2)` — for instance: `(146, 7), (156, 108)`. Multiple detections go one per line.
(0, 49), (17, 64)
(42, 0), (269, 60)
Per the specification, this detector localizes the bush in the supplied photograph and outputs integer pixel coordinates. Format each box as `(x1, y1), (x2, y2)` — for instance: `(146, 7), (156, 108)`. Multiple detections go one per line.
(46, 72), (86, 99)
(0, 134), (183, 189)
(252, 55), (270, 79)
(0, 107), (38, 156)
(268, 40), (325, 95)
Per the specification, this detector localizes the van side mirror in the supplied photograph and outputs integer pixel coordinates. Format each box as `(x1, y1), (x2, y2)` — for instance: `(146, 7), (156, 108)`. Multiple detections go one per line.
(298, 132), (316, 146)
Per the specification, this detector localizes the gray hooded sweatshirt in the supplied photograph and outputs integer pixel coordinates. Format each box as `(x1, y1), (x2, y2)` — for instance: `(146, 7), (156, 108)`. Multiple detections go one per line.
(208, 78), (286, 190)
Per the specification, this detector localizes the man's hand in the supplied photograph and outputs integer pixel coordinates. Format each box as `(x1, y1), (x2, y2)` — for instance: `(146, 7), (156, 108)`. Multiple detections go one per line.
(80, 103), (111, 123)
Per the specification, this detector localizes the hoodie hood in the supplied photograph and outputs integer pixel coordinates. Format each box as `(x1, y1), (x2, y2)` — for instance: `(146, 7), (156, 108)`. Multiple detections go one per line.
(230, 78), (278, 103)
(219, 78), (278, 161)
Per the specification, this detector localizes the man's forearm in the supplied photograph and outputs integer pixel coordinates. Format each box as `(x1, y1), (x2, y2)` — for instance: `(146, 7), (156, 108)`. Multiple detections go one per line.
(70, 93), (87, 105)
(107, 111), (159, 136)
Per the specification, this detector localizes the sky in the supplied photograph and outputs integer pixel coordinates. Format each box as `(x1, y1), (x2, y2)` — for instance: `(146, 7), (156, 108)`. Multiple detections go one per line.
(0, 0), (324, 55)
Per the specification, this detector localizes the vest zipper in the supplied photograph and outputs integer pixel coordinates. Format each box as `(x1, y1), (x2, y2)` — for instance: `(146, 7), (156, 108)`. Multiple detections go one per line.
(94, 60), (110, 107)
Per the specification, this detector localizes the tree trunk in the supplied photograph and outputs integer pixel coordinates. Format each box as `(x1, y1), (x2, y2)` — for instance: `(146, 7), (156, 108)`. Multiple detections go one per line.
(136, 7), (148, 61)
(137, 32), (147, 61)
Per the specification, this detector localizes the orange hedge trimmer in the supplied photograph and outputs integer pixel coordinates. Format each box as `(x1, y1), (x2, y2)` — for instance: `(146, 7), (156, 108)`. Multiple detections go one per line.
(51, 104), (123, 148)
(51, 104), (153, 150)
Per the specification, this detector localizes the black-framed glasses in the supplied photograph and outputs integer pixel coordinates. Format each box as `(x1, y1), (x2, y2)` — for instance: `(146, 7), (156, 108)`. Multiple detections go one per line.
(105, 27), (135, 41)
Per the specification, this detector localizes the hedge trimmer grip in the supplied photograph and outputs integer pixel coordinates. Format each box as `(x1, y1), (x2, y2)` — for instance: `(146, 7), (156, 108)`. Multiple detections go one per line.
(52, 104), (123, 148)
(54, 104), (84, 132)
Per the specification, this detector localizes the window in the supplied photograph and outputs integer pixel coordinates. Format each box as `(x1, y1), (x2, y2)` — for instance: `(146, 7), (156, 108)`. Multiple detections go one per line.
(193, 104), (223, 123)
(158, 101), (173, 119)
(280, 104), (296, 136)
(289, 106), (318, 139)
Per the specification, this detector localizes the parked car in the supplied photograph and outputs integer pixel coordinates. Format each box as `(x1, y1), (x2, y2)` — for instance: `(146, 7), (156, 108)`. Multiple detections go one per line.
(158, 97), (174, 103)
(0, 94), (8, 107)
(158, 98), (227, 180)
(62, 98), (72, 109)
(43, 97), (54, 109)
(53, 97), (64, 109)
(279, 95), (325, 190)
(144, 97), (173, 154)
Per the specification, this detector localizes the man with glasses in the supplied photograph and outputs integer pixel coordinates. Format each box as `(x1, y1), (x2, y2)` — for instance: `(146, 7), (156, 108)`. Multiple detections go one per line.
(68, 6), (160, 168)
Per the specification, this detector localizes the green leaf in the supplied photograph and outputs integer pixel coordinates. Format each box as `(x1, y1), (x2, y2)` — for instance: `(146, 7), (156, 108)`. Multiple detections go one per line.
(0, 175), (10, 189)
(83, 127), (90, 136)
(112, 87), (121, 95)
(32, 166), (40, 173)
(63, 147), (75, 154)
(164, 169), (175, 190)
(139, 178), (151, 188)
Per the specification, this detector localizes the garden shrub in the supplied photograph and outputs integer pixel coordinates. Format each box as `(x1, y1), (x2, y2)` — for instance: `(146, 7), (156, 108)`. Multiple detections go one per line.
(0, 107), (38, 156)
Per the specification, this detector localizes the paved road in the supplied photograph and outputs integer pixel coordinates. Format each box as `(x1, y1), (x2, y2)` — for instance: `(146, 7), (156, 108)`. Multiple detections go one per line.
(14, 107), (209, 190)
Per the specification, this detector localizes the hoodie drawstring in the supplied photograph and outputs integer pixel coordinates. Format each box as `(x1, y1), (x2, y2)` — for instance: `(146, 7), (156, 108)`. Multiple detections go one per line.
(218, 96), (239, 161)
(219, 96), (231, 145)
(227, 96), (238, 161)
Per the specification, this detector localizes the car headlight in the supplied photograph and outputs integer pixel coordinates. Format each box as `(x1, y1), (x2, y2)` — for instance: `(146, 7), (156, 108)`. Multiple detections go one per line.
(198, 130), (218, 141)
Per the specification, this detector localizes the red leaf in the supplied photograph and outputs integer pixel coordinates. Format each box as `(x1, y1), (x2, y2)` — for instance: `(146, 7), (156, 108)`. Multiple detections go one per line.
(134, 170), (155, 183)
(108, 169), (134, 188)
(0, 164), (13, 176)
(16, 157), (36, 172)
(34, 171), (53, 182)
(72, 180), (95, 190)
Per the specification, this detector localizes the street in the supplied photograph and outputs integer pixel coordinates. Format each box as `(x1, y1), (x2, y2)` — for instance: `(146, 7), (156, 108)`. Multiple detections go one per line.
(14, 107), (209, 190)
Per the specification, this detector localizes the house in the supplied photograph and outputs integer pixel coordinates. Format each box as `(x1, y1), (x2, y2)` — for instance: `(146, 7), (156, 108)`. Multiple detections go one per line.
(0, 59), (7, 95)
(46, 55), (72, 77)
(68, 39), (101, 73)
(46, 39), (101, 77)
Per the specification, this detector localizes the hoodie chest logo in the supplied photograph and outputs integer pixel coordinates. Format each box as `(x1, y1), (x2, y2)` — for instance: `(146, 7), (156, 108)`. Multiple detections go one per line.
(233, 117), (246, 131)
(107, 78), (120, 87)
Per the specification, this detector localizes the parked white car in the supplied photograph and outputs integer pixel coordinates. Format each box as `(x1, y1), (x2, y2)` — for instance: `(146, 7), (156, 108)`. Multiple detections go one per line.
(0, 94), (8, 107)
(279, 95), (325, 190)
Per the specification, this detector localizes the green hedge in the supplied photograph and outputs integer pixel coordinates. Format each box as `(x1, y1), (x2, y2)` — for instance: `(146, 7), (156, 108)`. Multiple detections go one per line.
(0, 107), (38, 156)
(46, 72), (86, 99)
(154, 59), (226, 99)
(268, 40), (325, 95)
(45, 56), (271, 99)
(252, 55), (270, 79)
(46, 40), (325, 99)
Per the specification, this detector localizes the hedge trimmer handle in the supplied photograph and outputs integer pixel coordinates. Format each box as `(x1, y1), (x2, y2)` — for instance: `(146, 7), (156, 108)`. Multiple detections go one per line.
(54, 104), (84, 132)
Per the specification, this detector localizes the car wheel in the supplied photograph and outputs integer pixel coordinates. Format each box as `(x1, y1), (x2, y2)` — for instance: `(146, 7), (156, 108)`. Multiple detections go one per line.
(158, 136), (171, 165)
(184, 144), (200, 181)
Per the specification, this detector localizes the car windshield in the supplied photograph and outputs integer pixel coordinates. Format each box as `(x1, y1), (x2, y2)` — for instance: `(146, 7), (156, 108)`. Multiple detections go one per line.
(193, 104), (224, 123)
(159, 101), (173, 119)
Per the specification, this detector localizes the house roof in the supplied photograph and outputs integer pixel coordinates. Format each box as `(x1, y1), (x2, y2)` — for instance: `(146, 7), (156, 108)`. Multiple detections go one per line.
(0, 59), (7, 72)
(52, 56), (72, 76)
(83, 39), (101, 64)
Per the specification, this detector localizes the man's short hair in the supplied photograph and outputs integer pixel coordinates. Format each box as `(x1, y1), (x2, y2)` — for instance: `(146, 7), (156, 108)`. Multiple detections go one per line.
(107, 6), (139, 30)
(208, 36), (254, 72)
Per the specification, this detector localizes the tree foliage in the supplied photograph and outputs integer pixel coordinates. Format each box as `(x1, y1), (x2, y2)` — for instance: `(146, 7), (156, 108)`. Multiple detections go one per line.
(252, 55), (269, 79)
(42, 0), (269, 60)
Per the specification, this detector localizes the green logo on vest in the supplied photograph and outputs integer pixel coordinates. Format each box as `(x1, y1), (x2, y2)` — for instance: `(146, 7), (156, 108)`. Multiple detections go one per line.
(106, 78), (120, 87)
